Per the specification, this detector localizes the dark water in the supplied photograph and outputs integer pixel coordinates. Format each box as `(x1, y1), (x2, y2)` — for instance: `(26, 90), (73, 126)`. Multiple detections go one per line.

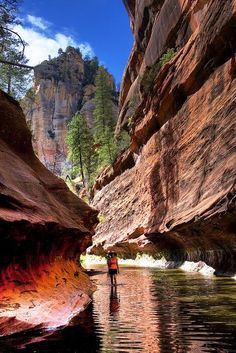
(1, 266), (236, 353)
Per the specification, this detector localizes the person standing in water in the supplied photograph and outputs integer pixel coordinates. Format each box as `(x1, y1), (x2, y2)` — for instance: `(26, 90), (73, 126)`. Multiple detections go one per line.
(107, 252), (119, 286)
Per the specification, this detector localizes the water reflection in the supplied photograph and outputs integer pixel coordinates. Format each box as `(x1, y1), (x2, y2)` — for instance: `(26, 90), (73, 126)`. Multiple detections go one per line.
(92, 267), (236, 353)
(0, 267), (236, 353)
(109, 285), (120, 316)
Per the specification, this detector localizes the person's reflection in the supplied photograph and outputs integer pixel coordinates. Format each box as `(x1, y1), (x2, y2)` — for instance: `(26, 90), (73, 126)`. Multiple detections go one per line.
(109, 285), (120, 316)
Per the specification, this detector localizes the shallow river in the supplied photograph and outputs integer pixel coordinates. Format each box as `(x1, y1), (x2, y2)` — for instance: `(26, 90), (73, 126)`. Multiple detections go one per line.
(1, 266), (236, 353)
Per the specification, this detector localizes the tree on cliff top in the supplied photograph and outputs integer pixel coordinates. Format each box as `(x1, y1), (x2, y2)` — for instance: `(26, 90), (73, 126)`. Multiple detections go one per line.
(83, 56), (99, 86)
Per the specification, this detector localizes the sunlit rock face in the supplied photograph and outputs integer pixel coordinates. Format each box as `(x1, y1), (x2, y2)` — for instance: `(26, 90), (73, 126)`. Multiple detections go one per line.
(22, 47), (86, 175)
(0, 90), (98, 335)
(22, 47), (118, 176)
(91, 0), (236, 275)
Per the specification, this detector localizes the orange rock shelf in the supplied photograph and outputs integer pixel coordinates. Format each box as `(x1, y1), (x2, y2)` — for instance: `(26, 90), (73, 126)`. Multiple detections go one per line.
(0, 258), (93, 336)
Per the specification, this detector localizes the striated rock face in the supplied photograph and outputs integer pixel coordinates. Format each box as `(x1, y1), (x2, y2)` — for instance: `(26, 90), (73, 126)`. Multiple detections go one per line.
(22, 47), (118, 176)
(0, 90), (98, 335)
(91, 0), (236, 275)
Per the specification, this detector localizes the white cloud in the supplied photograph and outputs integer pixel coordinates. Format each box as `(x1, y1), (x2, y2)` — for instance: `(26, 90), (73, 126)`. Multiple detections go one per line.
(27, 15), (50, 30)
(13, 24), (94, 66)
(78, 42), (94, 57)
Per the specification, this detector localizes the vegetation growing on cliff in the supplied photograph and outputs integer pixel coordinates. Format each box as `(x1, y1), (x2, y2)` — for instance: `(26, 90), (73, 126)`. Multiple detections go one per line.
(126, 93), (139, 129)
(83, 56), (99, 86)
(141, 48), (176, 94)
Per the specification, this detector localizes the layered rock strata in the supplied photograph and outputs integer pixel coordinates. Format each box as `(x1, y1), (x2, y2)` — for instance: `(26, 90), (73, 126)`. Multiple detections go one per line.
(91, 0), (236, 275)
(0, 90), (98, 335)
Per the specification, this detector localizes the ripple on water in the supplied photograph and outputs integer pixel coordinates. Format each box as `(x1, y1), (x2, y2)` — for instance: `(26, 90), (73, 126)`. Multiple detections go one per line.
(0, 267), (235, 353)
(91, 267), (236, 353)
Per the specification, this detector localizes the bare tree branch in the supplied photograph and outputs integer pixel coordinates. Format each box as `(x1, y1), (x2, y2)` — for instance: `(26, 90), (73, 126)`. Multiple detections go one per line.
(0, 58), (33, 69)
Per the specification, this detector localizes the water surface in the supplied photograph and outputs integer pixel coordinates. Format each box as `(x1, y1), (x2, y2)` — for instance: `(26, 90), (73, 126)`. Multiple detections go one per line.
(1, 266), (236, 353)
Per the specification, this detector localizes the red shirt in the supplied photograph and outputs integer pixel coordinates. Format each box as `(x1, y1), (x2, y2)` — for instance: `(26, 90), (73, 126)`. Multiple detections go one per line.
(108, 257), (118, 269)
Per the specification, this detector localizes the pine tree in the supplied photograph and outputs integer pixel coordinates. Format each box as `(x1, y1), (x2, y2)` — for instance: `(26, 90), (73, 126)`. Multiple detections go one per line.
(0, 48), (30, 98)
(66, 64), (130, 193)
(94, 66), (117, 169)
(67, 112), (97, 188)
(0, 0), (31, 99)
(83, 56), (99, 86)
(0, 0), (21, 49)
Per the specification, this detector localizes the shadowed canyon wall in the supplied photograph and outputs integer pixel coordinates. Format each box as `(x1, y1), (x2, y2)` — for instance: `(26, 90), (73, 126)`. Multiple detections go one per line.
(0, 90), (98, 335)
(91, 0), (236, 275)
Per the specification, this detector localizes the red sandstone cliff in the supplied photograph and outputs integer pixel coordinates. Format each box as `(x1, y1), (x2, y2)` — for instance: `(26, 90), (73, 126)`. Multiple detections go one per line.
(91, 0), (236, 275)
(0, 90), (98, 335)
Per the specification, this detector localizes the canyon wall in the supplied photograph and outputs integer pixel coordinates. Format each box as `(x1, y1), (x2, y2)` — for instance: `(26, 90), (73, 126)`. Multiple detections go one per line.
(91, 0), (236, 275)
(22, 47), (86, 175)
(0, 90), (98, 335)
(22, 47), (118, 176)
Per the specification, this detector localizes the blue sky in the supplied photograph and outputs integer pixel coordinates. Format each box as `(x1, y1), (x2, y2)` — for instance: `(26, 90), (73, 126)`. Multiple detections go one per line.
(16, 0), (133, 84)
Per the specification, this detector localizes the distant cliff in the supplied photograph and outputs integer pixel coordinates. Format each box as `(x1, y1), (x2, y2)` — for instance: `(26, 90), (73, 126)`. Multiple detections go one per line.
(91, 0), (236, 275)
(22, 47), (118, 175)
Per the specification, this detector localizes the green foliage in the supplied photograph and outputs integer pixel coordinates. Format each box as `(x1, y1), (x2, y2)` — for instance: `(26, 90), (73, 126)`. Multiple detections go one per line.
(159, 48), (176, 67)
(25, 87), (35, 100)
(67, 112), (97, 187)
(98, 213), (106, 224)
(0, 0), (21, 50)
(141, 48), (177, 94)
(115, 130), (130, 152)
(126, 93), (139, 128)
(62, 166), (81, 184)
(141, 61), (161, 94)
(0, 0), (31, 98)
(129, 94), (139, 112)
(94, 66), (117, 168)
(66, 65), (130, 193)
(0, 49), (31, 99)
(83, 56), (99, 86)
(127, 116), (133, 127)
(80, 255), (86, 264)
(58, 48), (63, 55)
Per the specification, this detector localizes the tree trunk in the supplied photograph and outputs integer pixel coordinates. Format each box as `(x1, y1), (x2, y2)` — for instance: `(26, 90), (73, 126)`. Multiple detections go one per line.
(7, 72), (11, 94)
(79, 147), (86, 188)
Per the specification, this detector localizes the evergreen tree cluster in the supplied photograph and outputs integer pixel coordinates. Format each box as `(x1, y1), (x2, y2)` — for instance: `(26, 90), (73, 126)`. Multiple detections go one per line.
(67, 65), (130, 193)
(67, 112), (96, 188)
(0, 0), (31, 99)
